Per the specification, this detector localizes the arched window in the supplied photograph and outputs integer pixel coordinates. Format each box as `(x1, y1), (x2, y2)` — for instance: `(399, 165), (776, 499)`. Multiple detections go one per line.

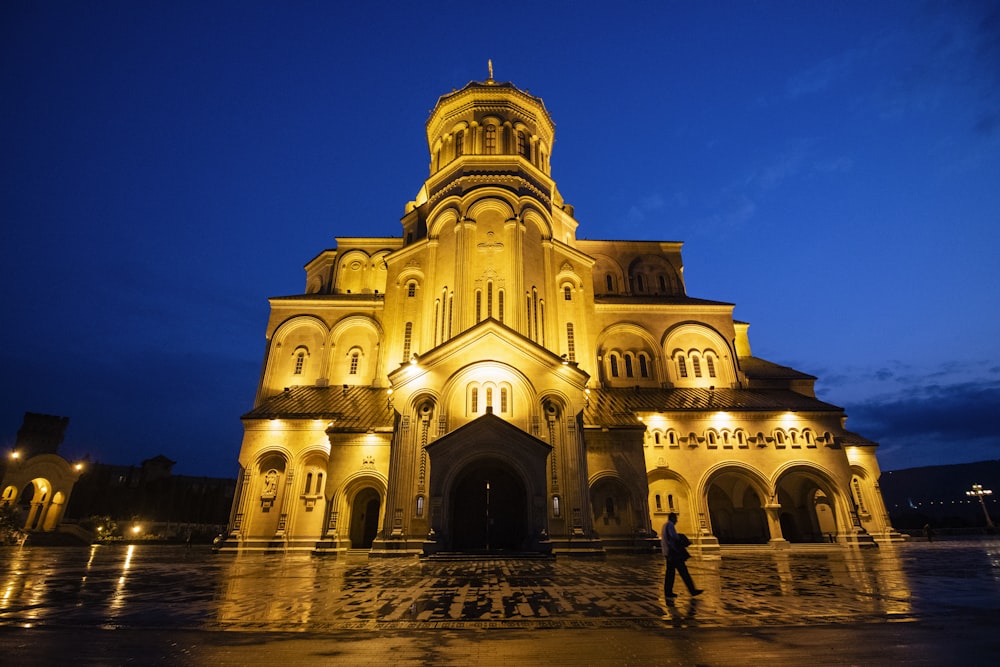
(416, 495), (425, 517)
(455, 130), (464, 156)
(447, 293), (454, 338)
(564, 285), (572, 300)
(639, 353), (649, 378)
(516, 130), (529, 158)
(407, 282), (416, 297)
(486, 386), (493, 410)
(304, 472), (313, 494)
(707, 431), (717, 445)
(606, 274), (614, 292)
(471, 387), (479, 413)
(774, 430), (785, 445)
(500, 387), (509, 413)
(566, 323), (576, 361)
(349, 351), (360, 375)
(692, 356), (702, 377)
(654, 432), (661, 445)
(636, 274), (645, 292)
(433, 299), (440, 345)
(678, 356), (688, 378)
(441, 287), (448, 341)
(610, 354), (619, 377)
(484, 125), (497, 154)
(658, 275), (667, 292)
(498, 289), (505, 323)
(294, 350), (306, 375)
(668, 431), (677, 445)
(402, 322), (413, 362)
(654, 494), (662, 511)
(736, 430), (746, 446)
(706, 356), (716, 378)
(487, 281), (493, 318)
(476, 290), (482, 323)
(624, 354), (634, 377)
(552, 495), (561, 517)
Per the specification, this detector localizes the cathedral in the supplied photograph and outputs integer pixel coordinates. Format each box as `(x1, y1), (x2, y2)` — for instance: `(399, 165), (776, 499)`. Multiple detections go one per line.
(219, 72), (900, 556)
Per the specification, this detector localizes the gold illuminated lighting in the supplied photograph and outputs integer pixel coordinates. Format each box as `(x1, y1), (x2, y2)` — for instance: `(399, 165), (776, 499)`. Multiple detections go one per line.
(9, 452), (18, 460)
(74, 462), (84, 471)
(712, 411), (733, 426)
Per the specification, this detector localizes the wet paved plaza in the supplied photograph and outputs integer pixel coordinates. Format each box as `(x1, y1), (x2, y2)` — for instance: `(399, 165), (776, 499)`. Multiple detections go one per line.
(2, 541), (1000, 664)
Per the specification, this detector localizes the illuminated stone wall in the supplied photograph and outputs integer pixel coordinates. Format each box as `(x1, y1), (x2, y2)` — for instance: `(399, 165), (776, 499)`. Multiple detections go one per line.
(221, 75), (900, 555)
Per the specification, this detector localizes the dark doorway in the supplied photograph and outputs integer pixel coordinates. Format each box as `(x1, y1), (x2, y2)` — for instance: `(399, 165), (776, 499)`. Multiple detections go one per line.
(349, 488), (381, 549)
(450, 461), (526, 552)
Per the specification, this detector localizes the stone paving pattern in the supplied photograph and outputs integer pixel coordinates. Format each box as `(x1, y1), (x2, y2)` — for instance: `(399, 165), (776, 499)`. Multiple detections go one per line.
(1, 542), (999, 630)
(1, 541), (1000, 664)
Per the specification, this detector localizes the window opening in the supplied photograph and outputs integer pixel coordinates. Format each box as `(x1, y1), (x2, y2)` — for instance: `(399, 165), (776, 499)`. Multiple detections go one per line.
(566, 323), (576, 362)
(610, 354), (619, 377)
(484, 125), (497, 154)
(402, 322), (413, 362)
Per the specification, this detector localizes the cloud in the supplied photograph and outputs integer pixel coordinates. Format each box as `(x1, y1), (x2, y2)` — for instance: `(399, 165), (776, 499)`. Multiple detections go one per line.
(785, 49), (861, 100)
(842, 378), (1000, 469)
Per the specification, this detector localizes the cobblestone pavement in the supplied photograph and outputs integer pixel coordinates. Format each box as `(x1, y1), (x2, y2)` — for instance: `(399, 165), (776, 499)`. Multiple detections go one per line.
(1, 541), (999, 664)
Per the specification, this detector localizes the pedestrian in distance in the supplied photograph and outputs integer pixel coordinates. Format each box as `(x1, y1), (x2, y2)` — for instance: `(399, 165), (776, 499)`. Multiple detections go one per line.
(661, 512), (703, 600)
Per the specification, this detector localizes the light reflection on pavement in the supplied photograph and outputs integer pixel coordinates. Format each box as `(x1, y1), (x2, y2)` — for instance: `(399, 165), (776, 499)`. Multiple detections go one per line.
(1, 541), (999, 632)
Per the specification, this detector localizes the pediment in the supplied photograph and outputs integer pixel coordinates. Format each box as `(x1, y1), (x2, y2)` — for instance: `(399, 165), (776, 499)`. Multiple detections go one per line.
(388, 318), (589, 390)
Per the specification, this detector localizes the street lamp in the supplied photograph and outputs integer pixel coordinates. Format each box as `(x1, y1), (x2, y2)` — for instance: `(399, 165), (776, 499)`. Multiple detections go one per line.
(966, 484), (995, 529)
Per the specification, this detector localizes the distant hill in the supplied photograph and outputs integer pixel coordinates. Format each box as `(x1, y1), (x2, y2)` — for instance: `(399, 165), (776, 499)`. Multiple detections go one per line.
(880, 460), (1000, 530)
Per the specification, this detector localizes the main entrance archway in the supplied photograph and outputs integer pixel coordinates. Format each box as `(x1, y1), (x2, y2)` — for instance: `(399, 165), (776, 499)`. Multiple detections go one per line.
(424, 413), (552, 554)
(450, 460), (526, 552)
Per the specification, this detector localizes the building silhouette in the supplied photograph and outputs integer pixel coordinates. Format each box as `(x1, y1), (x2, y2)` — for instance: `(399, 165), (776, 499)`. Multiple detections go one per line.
(219, 73), (901, 555)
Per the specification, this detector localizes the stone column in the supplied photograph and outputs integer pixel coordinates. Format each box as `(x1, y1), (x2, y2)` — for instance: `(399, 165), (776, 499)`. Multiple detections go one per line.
(764, 503), (790, 549)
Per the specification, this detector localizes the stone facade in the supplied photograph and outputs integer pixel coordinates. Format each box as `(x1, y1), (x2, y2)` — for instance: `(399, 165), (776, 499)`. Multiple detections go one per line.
(220, 75), (900, 555)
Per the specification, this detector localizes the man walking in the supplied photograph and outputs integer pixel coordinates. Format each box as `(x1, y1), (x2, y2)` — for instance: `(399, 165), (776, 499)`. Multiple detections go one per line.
(660, 512), (703, 599)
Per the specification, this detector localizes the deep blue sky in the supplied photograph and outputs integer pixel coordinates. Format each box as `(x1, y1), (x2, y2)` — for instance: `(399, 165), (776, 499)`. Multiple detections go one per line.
(2, 1), (998, 477)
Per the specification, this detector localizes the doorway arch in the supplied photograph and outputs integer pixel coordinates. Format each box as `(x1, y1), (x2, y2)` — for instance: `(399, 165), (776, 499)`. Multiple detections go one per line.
(706, 469), (770, 544)
(450, 459), (527, 552)
(349, 488), (381, 549)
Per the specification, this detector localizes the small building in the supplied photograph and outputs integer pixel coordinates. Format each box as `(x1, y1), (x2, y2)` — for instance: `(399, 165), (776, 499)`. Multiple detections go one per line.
(1, 413), (83, 536)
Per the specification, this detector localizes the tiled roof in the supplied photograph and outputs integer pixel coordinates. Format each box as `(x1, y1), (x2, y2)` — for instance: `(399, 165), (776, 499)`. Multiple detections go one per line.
(593, 294), (732, 307)
(739, 356), (816, 380)
(583, 387), (843, 428)
(242, 385), (395, 431)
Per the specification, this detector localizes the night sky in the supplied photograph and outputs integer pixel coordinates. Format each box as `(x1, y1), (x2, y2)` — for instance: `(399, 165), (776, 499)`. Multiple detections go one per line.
(2, 2), (998, 477)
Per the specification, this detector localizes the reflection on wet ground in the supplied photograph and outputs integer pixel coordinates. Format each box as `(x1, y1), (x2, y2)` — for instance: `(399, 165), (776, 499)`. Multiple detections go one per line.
(1, 542), (999, 632)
